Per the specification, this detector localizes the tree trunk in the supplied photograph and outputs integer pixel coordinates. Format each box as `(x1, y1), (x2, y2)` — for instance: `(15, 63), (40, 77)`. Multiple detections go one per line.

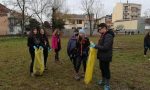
(88, 13), (93, 36)
(22, 0), (25, 35)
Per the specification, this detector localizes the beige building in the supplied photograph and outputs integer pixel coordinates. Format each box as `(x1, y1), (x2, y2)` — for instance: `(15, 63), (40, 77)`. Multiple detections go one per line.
(63, 14), (94, 30)
(114, 20), (138, 31)
(112, 2), (141, 22)
(97, 15), (113, 28)
(0, 3), (30, 35)
(64, 14), (86, 29)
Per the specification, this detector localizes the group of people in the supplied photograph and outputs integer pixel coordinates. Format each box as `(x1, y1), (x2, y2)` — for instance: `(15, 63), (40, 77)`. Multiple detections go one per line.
(27, 23), (116, 90)
(67, 23), (115, 90)
(27, 28), (61, 74)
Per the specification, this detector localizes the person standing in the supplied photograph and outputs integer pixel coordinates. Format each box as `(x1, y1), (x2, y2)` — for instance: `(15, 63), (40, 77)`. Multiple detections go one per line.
(51, 29), (61, 63)
(39, 28), (51, 70)
(74, 29), (90, 80)
(90, 23), (115, 90)
(67, 29), (79, 66)
(144, 31), (150, 57)
(27, 27), (41, 76)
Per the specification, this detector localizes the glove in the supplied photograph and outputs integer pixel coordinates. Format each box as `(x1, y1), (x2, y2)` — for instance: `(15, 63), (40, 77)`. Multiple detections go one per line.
(90, 42), (95, 48)
(48, 47), (51, 52)
(33, 46), (37, 49)
(39, 46), (43, 49)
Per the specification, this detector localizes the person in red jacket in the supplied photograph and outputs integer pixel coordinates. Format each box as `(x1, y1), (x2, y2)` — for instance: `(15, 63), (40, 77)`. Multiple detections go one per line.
(51, 29), (61, 62)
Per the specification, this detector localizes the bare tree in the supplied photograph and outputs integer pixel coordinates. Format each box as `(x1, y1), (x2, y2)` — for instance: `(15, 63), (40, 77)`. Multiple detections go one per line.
(81, 0), (95, 36)
(93, 0), (104, 29)
(27, 0), (50, 25)
(3, 0), (31, 35)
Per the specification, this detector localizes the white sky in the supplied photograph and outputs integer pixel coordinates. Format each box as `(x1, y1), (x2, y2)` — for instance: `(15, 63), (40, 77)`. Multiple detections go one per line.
(0, 0), (149, 18)
(66, 0), (150, 16)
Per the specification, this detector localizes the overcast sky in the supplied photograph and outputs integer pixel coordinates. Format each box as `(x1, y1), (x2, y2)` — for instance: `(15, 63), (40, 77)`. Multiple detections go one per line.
(0, 0), (149, 17)
(66, 0), (150, 16)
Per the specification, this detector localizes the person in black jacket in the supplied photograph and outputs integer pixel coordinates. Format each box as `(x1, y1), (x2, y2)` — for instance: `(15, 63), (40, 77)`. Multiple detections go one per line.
(67, 29), (79, 72)
(74, 29), (90, 80)
(39, 28), (51, 70)
(27, 27), (41, 76)
(144, 31), (150, 57)
(90, 23), (115, 90)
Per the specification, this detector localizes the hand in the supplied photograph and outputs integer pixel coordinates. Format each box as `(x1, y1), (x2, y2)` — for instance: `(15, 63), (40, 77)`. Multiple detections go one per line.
(33, 46), (37, 49)
(90, 42), (95, 48)
(39, 46), (43, 49)
(48, 47), (51, 52)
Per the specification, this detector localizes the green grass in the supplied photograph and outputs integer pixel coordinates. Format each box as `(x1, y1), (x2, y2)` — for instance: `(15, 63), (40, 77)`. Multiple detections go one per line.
(0, 35), (150, 90)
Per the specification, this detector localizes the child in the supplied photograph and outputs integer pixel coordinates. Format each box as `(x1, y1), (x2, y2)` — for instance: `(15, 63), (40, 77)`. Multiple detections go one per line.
(67, 29), (79, 73)
(144, 31), (150, 57)
(39, 28), (51, 70)
(51, 29), (61, 62)
(27, 27), (40, 76)
(74, 29), (90, 80)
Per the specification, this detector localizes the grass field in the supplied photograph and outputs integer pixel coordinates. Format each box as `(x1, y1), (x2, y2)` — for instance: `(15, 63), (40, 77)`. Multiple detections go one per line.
(0, 35), (150, 90)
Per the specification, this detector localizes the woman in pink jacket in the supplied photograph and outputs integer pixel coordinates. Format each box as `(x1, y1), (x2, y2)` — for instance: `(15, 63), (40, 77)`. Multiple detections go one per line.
(51, 29), (61, 62)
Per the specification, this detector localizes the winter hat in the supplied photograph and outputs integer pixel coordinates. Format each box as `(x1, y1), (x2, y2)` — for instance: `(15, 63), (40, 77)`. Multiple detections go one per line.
(79, 28), (86, 34)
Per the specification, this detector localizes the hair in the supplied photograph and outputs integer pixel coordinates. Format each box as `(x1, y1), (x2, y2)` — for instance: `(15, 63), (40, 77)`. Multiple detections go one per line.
(40, 27), (48, 36)
(29, 27), (38, 37)
(97, 23), (108, 32)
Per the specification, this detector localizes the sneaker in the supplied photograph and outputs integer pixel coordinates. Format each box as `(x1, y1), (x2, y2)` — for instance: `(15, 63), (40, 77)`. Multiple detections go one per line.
(104, 85), (110, 90)
(80, 73), (85, 78)
(74, 74), (80, 81)
(144, 55), (147, 57)
(45, 67), (48, 70)
(31, 73), (35, 77)
(98, 80), (105, 86)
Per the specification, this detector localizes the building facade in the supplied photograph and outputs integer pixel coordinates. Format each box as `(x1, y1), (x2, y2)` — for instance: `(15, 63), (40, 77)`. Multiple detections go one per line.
(97, 15), (113, 28)
(112, 3), (141, 22)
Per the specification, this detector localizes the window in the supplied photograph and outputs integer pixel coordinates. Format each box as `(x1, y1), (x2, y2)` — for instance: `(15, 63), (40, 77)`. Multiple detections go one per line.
(124, 6), (128, 11)
(77, 20), (82, 24)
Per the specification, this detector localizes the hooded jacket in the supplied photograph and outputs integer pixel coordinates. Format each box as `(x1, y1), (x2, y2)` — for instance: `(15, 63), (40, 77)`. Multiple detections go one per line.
(95, 30), (115, 62)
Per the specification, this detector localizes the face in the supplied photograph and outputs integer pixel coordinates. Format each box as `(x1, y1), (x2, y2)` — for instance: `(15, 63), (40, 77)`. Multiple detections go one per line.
(40, 29), (44, 35)
(79, 33), (85, 39)
(98, 27), (107, 34)
(33, 29), (37, 35)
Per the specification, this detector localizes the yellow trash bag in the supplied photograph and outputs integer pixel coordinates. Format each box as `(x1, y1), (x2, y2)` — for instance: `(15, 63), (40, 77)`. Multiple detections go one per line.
(84, 47), (97, 84)
(33, 48), (44, 75)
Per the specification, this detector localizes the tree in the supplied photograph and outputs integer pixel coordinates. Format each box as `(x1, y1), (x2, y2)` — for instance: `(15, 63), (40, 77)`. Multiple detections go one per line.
(93, 0), (104, 29)
(3, 0), (32, 35)
(53, 19), (65, 30)
(43, 21), (51, 29)
(27, 0), (50, 24)
(81, 0), (95, 36)
(25, 18), (40, 31)
(50, 0), (65, 30)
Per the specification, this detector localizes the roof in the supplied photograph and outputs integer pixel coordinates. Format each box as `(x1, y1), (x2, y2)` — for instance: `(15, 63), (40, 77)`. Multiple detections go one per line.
(0, 3), (10, 16)
(66, 14), (86, 20)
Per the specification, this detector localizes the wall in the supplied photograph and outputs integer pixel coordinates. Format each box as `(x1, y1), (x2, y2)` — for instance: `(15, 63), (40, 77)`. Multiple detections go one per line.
(112, 3), (123, 22)
(114, 20), (138, 31)
(0, 16), (9, 35)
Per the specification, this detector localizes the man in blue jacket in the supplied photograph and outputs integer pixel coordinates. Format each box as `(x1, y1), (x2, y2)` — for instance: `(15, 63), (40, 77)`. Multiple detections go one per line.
(90, 23), (115, 90)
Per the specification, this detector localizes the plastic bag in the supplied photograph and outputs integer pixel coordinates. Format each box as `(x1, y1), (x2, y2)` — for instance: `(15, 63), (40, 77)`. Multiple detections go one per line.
(33, 48), (44, 75)
(84, 47), (97, 84)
